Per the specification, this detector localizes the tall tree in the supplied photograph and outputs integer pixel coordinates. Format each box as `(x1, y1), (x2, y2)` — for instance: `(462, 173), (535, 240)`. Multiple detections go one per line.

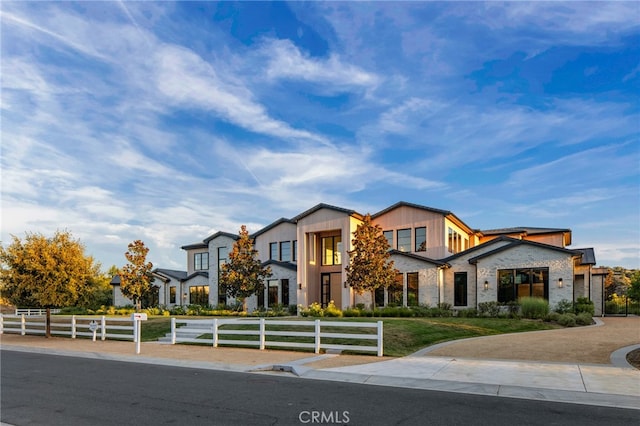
(0, 230), (100, 337)
(219, 225), (271, 311)
(346, 214), (398, 308)
(119, 240), (153, 312)
(628, 270), (640, 302)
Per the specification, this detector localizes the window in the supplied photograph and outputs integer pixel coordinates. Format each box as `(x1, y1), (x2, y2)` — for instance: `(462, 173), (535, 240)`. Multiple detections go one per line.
(322, 236), (342, 265)
(415, 227), (426, 252)
(292, 240), (297, 262)
(270, 242), (278, 260)
(375, 286), (385, 307)
(454, 272), (467, 306)
(217, 247), (228, 305)
(383, 230), (393, 250)
(388, 273), (404, 305)
(282, 279), (289, 306)
(268, 279), (279, 307)
(397, 229), (411, 252)
(448, 228), (465, 254)
(194, 252), (209, 270)
(498, 268), (549, 303)
(189, 285), (209, 305)
(280, 241), (291, 262)
(407, 272), (419, 306)
(169, 287), (176, 304)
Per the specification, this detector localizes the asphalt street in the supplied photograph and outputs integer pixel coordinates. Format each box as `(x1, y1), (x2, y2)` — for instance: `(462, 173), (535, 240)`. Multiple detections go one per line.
(1, 350), (638, 426)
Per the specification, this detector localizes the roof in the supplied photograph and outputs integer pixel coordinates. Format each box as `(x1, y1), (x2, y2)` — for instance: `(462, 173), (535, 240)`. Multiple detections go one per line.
(373, 201), (475, 234)
(182, 271), (209, 281)
(251, 217), (295, 239)
(261, 259), (298, 271)
(574, 248), (597, 265)
(180, 242), (208, 250)
(443, 236), (515, 262)
(293, 203), (363, 221)
(468, 238), (582, 264)
(109, 275), (120, 285)
(389, 250), (449, 266)
(203, 231), (239, 244)
(153, 269), (188, 280)
(480, 226), (571, 236)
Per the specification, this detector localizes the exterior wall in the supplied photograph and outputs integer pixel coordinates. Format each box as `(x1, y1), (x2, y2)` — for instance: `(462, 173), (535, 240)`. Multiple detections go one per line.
(112, 285), (130, 307)
(182, 275), (210, 305)
(524, 234), (566, 247)
(473, 245), (575, 308)
(185, 247), (209, 275)
(390, 254), (440, 306)
(591, 268), (608, 316)
(207, 234), (238, 306)
(296, 208), (360, 309)
(245, 264), (298, 312)
(254, 222), (297, 263)
(373, 205), (447, 259)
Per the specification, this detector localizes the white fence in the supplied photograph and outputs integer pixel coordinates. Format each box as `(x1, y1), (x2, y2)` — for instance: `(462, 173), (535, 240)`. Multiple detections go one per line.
(0, 315), (136, 341)
(15, 308), (61, 315)
(171, 318), (384, 356)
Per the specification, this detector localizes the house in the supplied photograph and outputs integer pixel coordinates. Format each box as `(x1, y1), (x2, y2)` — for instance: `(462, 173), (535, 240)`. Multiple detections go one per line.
(115, 201), (607, 315)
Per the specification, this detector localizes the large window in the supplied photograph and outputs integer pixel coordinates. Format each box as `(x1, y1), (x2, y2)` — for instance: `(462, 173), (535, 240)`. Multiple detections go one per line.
(217, 247), (228, 305)
(194, 252), (209, 270)
(282, 279), (289, 306)
(448, 228), (466, 254)
(383, 230), (393, 250)
(322, 236), (342, 265)
(375, 286), (385, 307)
(292, 241), (297, 262)
(454, 272), (467, 306)
(270, 242), (278, 260)
(268, 279), (279, 307)
(388, 273), (404, 305)
(407, 272), (419, 306)
(498, 268), (549, 303)
(169, 287), (176, 304)
(280, 241), (291, 262)
(189, 285), (209, 305)
(415, 227), (426, 252)
(397, 229), (411, 252)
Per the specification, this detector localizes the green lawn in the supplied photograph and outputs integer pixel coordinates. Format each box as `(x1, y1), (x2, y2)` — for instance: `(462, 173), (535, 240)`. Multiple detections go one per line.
(142, 316), (560, 356)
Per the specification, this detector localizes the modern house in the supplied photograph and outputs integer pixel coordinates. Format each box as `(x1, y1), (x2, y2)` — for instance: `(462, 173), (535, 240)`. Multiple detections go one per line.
(112, 202), (608, 315)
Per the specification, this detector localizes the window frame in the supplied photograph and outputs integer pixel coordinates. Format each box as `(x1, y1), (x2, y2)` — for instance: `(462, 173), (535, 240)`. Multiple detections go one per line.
(415, 227), (426, 252)
(321, 235), (342, 266)
(269, 242), (278, 261)
(397, 228), (411, 252)
(454, 272), (468, 306)
(407, 272), (419, 306)
(280, 241), (291, 262)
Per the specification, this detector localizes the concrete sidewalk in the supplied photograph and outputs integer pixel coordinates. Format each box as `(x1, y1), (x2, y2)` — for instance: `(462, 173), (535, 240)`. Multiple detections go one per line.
(2, 333), (638, 411)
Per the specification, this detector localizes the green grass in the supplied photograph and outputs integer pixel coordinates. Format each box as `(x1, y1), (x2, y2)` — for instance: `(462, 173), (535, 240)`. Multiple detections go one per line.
(140, 317), (172, 341)
(153, 316), (559, 356)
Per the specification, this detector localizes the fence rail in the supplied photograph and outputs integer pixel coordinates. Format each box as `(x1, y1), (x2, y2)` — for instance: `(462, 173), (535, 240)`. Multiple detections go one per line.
(0, 315), (135, 341)
(15, 308), (61, 316)
(171, 318), (384, 356)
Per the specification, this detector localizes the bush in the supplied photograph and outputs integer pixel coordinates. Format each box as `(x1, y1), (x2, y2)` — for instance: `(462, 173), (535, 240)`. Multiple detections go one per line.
(519, 297), (549, 319)
(456, 308), (478, 318)
(554, 299), (574, 314)
(506, 300), (520, 317)
(576, 312), (593, 326)
(557, 313), (576, 327)
(574, 297), (594, 315)
(544, 311), (561, 322)
(343, 307), (362, 317)
(288, 305), (298, 316)
(299, 302), (324, 317)
(324, 301), (343, 317)
(478, 301), (500, 317)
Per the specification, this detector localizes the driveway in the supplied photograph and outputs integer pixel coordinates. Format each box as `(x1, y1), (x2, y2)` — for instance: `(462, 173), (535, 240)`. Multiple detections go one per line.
(416, 317), (640, 364)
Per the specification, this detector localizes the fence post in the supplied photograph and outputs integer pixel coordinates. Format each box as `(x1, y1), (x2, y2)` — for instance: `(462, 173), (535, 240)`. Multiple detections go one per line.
(314, 319), (321, 354)
(71, 315), (76, 338)
(101, 316), (106, 341)
(377, 321), (384, 357)
(212, 319), (218, 348)
(21, 314), (26, 335)
(171, 317), (176, 345)
(259, 318), (266, 350)
(133, 318), (138, 343)
(0, 314), (3, 335)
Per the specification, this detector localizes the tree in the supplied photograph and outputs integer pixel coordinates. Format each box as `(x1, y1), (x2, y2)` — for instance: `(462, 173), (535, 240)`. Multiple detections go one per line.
(0, 230), (100, 337)
(628, 271), (640, 302)
(119, 240), (153, 312)
(346, 214), (398, 309)
(219, 225), (272, 311)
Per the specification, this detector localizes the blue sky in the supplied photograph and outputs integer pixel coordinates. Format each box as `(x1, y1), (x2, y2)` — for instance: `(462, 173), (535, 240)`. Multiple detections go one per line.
(1, 1), (639, 271)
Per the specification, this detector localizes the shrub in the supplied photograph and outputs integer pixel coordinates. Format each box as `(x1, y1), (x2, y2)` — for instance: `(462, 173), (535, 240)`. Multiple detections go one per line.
(299, 302), (324, 317)
(544, 311), (561, 322)
(343, 307), (362, 317)
(409, 305), (431, 317)
(288, 305), (298, 316)
(456, 308), (478, 318)
(478, 301), (500, 317)
(574, 297), (594, 315)
(324, 301), (343, 317)
(576, 312), (593, 326)
(557, 313), (576, 327)
(506, 300), (520, 317)
(519, 297), (549, 319)
(554, 299), (573, 314)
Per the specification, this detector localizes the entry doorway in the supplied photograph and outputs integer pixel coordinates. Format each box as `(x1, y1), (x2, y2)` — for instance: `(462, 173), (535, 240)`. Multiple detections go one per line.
(320, 273), (342, 308)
